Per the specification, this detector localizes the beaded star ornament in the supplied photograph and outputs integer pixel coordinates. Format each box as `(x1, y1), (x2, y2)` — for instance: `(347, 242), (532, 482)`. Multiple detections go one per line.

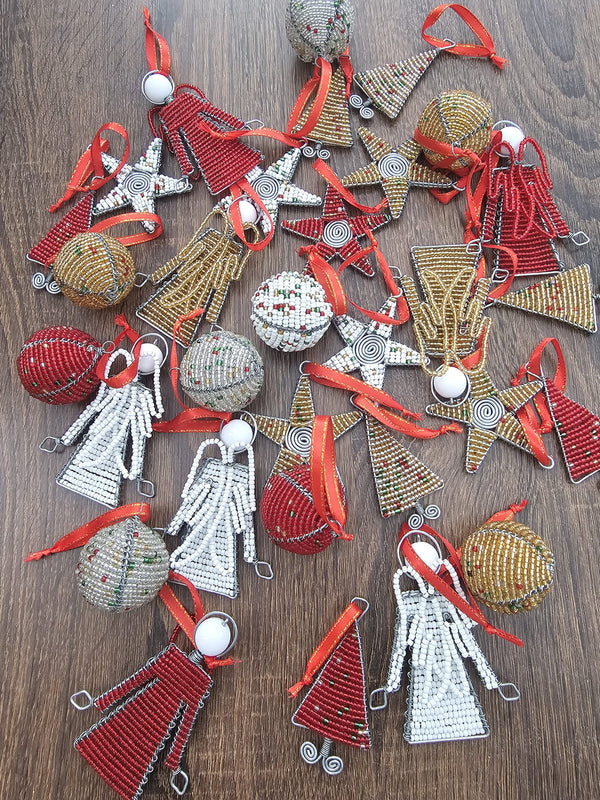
(370, 515), (520, 743)
(166, 438), (272, 598)
(136, 207), (260, 339)
(41, 347), (164, 507)
(289, 598), (371, 774)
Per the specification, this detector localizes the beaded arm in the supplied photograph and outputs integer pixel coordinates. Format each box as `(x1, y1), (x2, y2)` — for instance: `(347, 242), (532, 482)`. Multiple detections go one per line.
(59, 384), (110, 446)
(93, 657), (158, 712)
(383, 569), (410, 695)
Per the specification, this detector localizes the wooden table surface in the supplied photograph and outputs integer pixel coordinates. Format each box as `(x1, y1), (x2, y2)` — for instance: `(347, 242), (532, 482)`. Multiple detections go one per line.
(1, 1), (599, 798)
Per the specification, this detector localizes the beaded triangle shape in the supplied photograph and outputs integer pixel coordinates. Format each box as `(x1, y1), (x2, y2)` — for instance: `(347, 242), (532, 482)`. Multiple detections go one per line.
(295, 67), (353, 148)
(352, 50), (439, 119)
(544, 378), (600, 483)
(494, 264), (598, 333)
(366, 416), (444, 516)
(28, 192), (94, 268)
(292, 620), (371, 749)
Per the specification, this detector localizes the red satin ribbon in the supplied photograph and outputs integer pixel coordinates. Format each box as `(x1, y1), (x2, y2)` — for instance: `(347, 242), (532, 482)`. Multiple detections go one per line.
(142, 7), (171, 75)
(310, 415), (351, 542)
(512, 337), (566, 443)
(228, 178), (274, 251)
(288, 600), (364, 697)
(422, 4), (507, 68)
(24, 503), (151, 562)
(399, 523), (522, 646)
(312, 159), (389, 214)
(485, 499), (528, 524)
(196, 118), (302, 150)
(95, 314), (143, 388)
(354, 396), (462, 439)
(49, 123), (130, 213)
(152, 310), (232, 433)
(287, 56), (333, 140)
(89, 212), (163, 246)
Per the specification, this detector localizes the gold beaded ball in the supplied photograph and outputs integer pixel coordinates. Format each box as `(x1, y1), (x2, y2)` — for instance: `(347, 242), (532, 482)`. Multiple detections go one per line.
(251, 271), (333, 352)
(76, 518), (169, 613)
(180, 329), (264, 412)
(285, 0), (355, 63)
(460, 520), (555, 614)
(52, 232), (136, 309)
(417, 90), (493, 172)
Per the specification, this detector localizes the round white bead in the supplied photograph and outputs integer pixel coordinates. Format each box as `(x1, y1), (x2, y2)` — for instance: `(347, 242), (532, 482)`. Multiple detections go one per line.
(432, 367), (468, 401)
(499, 125), (525, 157)
(411, 541), (440, 571)
(194, 617), (232, 656)
(141, 71), (174, 104)
(237, 199), (259, 224)
(220, 419), (254, 450)
(137, 343), (163, 375)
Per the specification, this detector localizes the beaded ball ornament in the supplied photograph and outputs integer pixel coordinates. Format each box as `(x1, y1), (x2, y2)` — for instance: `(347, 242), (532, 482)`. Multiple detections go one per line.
(52, 232), (137, 309)
(17, 325), (102, 404)
(251, 271), (334, 351)
(180, 329), (264, 412)
(416, 90), (493, 171)
(285, 0), (355, 63)
(260, 463), (346, 554)
(460, 520), (555, 614)
(76, 518), (170, 613)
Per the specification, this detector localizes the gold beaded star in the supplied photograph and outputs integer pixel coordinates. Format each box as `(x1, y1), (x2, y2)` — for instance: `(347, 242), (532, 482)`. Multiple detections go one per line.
(341, 128), (454, 219)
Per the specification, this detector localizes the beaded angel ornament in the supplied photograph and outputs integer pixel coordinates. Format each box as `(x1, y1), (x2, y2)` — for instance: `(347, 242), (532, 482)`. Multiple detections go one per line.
(166, 435), (272, 598)
(71, 609), (238, 800)
(289, 598), (371, 774)
(41, 347), (164, 507)
(369, 515), (520, 743)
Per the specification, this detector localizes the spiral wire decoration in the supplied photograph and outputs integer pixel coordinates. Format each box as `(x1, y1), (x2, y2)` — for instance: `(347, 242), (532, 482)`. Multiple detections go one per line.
(322, 220), (352, 247)
(352, 333), (387, 364)
(472, 397), (504, 429)
(285, 426), (313, 456)
(378, 152), (410, 179)
(252, 174), (281, 201)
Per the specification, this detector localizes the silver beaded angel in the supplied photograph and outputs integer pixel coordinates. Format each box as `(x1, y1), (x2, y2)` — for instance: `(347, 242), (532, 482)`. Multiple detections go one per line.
(41, 348), (163, 508)
(370, 521), (519, 743)
(167, 438), (272, 598)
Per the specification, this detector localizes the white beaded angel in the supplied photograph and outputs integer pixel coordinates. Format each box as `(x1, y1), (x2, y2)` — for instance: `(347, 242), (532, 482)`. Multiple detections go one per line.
(167, 437), (272, 598)
(42, 348), (163, 508)
(370, 521), (520, 743)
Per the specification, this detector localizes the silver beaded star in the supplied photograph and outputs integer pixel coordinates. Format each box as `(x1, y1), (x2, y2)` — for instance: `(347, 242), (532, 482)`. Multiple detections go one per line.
(93, 138), (192, 232)
(220, 148), (322, 234)
(323, 296), (424, 389)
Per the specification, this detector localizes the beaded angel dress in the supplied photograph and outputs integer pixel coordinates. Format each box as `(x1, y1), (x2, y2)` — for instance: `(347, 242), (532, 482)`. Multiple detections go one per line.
(383, 564), (507, 743)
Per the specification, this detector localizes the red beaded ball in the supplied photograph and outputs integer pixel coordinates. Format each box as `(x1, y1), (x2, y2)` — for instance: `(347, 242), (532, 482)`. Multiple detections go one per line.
(260, 463), (345, 555)
(17, 325), (103, 404)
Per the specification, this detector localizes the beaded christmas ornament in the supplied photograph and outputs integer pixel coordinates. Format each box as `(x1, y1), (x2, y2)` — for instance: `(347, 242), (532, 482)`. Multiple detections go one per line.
(401, 244), (491, 364)
(167, 438), (271, 597)
(255, 375), (361, 479)
(260, 462), (346, 554)
(92, 138), (191, 232)
(76, 517), (170, 612)
(295, 66), (354, 151)
(136, 207), (260, 340)
(52, 232), (137, 309)
(290, 599), (370, 774)
(370, 518), (520, 743)
(28, 192), (94, 284)
(17, 325), (103, 404)
(493, 264), (598, 333)
(285, 0), (354, 63)
(43, 348), (164, 507)
(461, 512), (555, 614)
(416, 90), (493, 171)
(74, 643), (213, 800)
(282, 185), (389, 277)
(179, 329), (264, 412)
(426, 328), (544, 473)
(251, 271), (334, 351)
(219, 149), (322, 235)
(341, 128), (454, 219)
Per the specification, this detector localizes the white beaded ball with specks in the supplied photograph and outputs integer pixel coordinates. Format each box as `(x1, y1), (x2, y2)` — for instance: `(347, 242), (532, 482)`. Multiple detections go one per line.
(285, 0), (355, 63)
(251, 271), (333, 352)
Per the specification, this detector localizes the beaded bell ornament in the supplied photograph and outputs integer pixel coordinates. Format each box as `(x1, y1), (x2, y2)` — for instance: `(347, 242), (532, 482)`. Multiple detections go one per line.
(251, 271), (334, 351)
(289, 598), (371, 774)
(349, 4), (507, 120)
(460, 501), (555, 614)
(17, 325), (103, 404)
(285, 0), (355, 156)
(369, 513), (521, 743)
(166, 435), (272, 598)
(136, 207), (261, 339)
(41, 346), (164, 507)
